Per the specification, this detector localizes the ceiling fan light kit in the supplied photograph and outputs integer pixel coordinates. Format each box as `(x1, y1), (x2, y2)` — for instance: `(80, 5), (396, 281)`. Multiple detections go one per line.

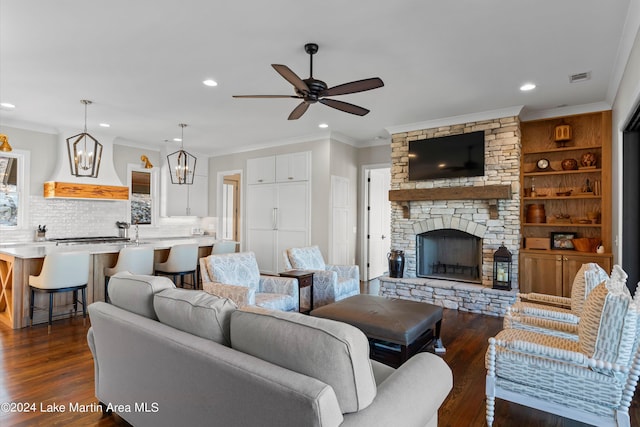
(233, 43), (384, 120)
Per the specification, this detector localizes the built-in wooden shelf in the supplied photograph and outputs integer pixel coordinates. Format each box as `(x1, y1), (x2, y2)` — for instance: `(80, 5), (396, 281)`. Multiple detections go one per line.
(44, 181), (129, 200)
(388, 185), (512, 219)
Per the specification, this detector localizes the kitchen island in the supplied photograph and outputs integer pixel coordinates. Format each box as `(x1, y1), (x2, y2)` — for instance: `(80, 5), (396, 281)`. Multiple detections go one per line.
(0, 237), (221, 329)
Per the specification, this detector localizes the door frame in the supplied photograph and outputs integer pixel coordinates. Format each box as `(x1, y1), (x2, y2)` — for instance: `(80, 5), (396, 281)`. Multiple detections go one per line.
(216, 169), (243, 250)
(360, 163), (391, 281)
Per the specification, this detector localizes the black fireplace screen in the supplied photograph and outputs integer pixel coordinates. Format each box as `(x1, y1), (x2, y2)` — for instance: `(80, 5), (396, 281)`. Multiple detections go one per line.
(416, 229), (482, 283)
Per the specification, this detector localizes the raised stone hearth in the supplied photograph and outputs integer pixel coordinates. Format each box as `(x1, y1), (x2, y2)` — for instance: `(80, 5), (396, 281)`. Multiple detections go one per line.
(379, 276), (516, 316)
(384, 114), (522, 315)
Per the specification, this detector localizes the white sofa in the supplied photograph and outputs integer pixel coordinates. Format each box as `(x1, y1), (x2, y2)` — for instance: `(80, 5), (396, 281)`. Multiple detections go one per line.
(88, 274), (453, 427)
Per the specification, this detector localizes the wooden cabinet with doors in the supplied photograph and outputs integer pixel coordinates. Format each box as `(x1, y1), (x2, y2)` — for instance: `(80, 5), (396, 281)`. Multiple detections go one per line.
(519, 249), (612, 297)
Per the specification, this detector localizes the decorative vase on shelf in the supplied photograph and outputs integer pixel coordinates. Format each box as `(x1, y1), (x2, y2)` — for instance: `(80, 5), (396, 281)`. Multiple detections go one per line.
(580, 152), (597, 168)
(561, 158), (578, 170)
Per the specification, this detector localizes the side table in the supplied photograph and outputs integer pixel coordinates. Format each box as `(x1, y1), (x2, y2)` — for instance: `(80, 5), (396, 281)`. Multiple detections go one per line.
(279, 270), (314, 314)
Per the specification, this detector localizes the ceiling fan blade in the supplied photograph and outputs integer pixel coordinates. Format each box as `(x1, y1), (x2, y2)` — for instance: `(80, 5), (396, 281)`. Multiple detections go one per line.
(272, 64), (310, 94)
(320, 77), (384, 97)
(319, 98), (370, 116)
(288, 102), (310, 120)
(233, 95), (300, 99)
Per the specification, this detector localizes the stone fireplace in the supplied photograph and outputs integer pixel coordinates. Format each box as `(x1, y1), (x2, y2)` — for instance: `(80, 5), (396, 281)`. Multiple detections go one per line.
(416, 228), (482, 283)
(379, 112), (522, 316)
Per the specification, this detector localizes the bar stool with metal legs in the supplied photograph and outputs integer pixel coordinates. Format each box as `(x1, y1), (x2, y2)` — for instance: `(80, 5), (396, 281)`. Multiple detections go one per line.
(104, 246), (154, 302)
(28, 251), (90, 333)
(154, 243), (199, 289)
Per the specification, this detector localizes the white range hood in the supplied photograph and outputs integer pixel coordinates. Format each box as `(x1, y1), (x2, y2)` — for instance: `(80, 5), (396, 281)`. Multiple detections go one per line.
(44, 130), (128, 200)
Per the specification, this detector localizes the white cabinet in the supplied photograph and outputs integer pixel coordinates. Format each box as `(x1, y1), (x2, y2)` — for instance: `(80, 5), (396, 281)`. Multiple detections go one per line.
(247, 152), (310, 185)
(162, 169), (208, 217)
(246, 151), (311, 274)
(246, 156), (276, 184)
(276, 152), (310, 182)
(246, 182), (309, 274)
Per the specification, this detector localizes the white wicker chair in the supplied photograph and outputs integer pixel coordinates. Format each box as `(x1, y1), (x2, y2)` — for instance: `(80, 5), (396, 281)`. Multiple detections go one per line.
(503, 263), (610, 339)
(486, 268), (640, 427)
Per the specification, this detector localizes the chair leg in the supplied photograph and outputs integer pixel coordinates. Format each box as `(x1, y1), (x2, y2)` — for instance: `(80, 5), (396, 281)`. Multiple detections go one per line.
(81, 287), (87, 326)
(29, 288), (35, 327)
(48, 293), (54, 334)
(105, 276), (111, 303)
(73, 289), (78, 314)
(192, 271), (197, 290)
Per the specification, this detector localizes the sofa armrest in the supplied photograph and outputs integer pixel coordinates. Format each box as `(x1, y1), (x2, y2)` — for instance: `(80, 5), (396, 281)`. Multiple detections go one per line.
(259, 275), (299, 298)
(203, 282), (255, 308)
(341, 353), (452, 427)
(516, 292), (571, 308)
(327, 264), (359, 281)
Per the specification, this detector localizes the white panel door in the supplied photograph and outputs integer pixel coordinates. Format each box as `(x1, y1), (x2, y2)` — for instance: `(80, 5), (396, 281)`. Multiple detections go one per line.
(276, 182), (310, 272)
(330, 176), (350, 265)
(246, 184), (278, 273)
(368, 168), (391, 279)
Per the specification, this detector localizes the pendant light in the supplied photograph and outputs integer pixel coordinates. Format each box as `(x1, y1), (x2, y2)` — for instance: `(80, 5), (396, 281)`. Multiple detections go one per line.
(66, 100), (103, 177)
(166, 123), (197, 185)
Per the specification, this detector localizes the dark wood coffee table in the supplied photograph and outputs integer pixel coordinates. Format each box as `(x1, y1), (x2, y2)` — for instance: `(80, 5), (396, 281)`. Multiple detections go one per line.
(310, 294), (443, 367)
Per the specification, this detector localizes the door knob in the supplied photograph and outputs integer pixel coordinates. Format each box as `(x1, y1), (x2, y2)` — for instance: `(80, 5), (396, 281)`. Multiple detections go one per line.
(381, 235), (386, 240)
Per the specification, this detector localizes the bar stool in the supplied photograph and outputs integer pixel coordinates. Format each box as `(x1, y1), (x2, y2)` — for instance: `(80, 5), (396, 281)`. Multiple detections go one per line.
(154, 243), (199, 289)
(211, 240), (237, 254)
(29, 251), (90, 333)
(104, 246), (155, 302)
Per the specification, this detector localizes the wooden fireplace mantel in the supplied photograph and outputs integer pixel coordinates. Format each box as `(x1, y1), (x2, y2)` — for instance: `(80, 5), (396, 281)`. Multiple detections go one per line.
(388, 185), (512, 219)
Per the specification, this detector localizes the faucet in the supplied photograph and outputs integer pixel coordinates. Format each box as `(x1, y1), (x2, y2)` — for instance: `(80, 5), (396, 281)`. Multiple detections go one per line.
(134, 220), (139, 245)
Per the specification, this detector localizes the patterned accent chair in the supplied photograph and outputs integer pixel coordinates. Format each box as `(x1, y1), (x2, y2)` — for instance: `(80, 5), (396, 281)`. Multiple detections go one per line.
(200, 252), (299, 312)
(283, 245), (359, 309)
(503, 263), (610, 339)
(486, 267), (640, 427)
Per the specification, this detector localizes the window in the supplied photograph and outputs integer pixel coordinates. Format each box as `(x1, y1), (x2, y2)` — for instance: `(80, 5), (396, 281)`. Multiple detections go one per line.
(128, 165), (158, 226)
(0, 151), (29, 229)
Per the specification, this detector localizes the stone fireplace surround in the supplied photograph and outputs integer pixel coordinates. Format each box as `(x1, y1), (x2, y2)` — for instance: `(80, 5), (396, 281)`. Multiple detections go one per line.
(380, 113), (522, 316)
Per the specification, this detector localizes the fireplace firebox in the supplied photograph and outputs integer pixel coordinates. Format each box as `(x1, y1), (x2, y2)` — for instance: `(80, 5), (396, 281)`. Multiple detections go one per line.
(416, 229), (482, 283)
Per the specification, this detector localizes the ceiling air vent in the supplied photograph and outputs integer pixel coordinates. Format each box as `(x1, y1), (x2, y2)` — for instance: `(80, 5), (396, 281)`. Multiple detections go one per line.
(569, 72), (591, 83)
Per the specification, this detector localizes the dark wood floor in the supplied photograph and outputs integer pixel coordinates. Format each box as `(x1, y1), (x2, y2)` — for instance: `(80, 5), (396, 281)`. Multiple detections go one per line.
(0, 310), (638, 426)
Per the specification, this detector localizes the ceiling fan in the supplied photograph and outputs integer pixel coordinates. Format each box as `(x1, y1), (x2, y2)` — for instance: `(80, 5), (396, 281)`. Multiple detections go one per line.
(233, 43), (384, 120)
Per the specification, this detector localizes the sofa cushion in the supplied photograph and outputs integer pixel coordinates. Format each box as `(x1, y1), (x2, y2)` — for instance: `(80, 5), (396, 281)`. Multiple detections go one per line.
(230, 307), (376, 414)
(287, 246), (326, 270)
(154, 288), (237, 346)
(108, 273), (175, 320)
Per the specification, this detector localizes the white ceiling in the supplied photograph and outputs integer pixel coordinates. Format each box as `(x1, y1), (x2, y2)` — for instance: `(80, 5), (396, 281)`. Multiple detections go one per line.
(0, 1), (636, 156)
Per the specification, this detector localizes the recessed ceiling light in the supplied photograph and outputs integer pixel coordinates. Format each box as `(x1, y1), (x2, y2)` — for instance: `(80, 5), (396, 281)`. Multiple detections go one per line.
(318, 123), (329, 128)
(99, 123), (110, 128)
(173, 138), (182, 142)
(520, 83), (536, 91)
(203, 79), (218, 87)
(0, 102), (16, 109)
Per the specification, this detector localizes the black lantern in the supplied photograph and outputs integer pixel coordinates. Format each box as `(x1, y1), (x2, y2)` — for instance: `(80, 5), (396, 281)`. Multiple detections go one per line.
(67, 100), (103, 178)
(492, 242), (512, 290)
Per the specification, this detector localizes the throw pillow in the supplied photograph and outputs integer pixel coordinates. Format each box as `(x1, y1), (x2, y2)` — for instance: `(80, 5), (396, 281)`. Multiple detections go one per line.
(154, 288), (237, 346)
(578, 271), (637, 371)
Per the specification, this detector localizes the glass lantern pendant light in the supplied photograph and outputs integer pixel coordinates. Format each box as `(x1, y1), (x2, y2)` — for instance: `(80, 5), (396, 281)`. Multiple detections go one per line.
(167, 123), (196, 185)
(66, 99), (103, 178)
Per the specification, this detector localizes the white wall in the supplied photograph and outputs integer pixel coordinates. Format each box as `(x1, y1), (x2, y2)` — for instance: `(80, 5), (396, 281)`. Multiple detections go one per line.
(612, 23), (640, 264)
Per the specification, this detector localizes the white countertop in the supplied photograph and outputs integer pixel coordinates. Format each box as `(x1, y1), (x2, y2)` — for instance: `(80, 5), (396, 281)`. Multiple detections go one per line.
(0, 236), (223, 259)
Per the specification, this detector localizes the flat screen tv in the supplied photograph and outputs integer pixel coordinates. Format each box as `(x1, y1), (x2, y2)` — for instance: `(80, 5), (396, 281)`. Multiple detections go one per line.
(408, 131), (485, 180)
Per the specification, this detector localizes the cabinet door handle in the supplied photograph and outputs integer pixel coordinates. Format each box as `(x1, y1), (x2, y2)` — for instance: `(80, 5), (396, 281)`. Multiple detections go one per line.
(288, 176), (294, 180)
(257, 179), (263, 183)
